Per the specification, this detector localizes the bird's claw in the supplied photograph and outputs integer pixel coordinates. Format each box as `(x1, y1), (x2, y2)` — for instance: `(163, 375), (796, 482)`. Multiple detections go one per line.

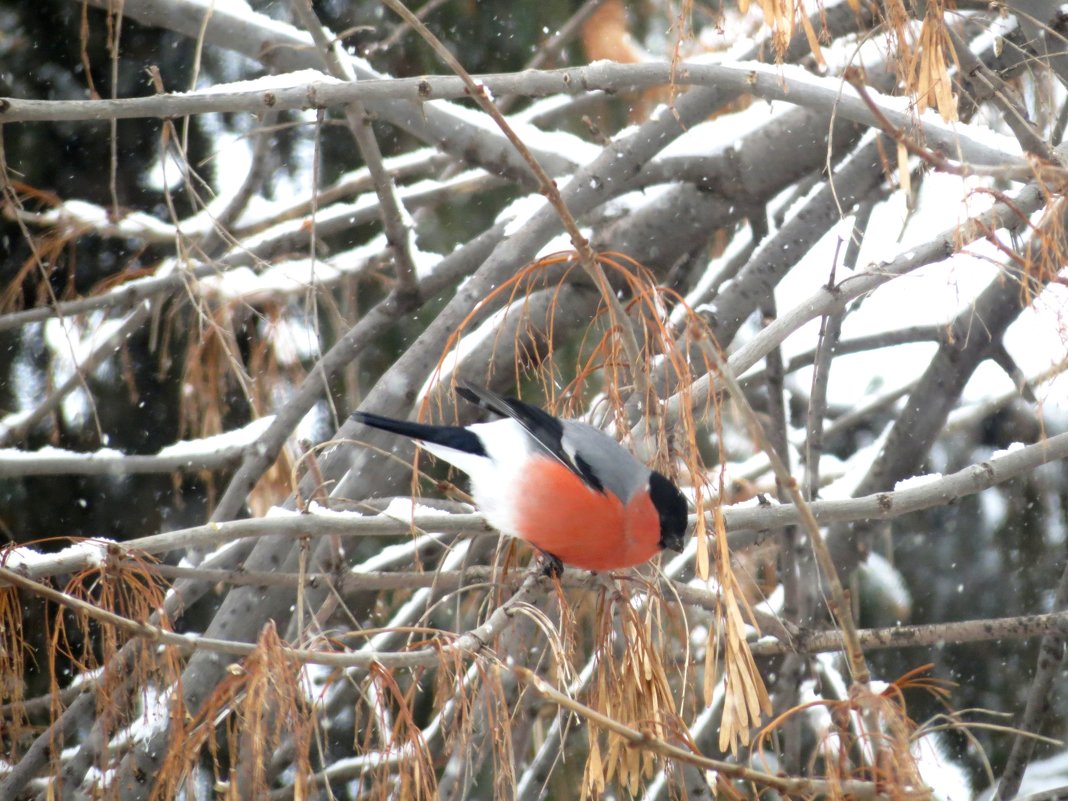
(539, 552), (564, 579)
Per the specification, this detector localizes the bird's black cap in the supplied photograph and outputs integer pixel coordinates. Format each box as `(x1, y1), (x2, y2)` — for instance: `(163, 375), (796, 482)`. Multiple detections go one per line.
(649, 471), (689, 552)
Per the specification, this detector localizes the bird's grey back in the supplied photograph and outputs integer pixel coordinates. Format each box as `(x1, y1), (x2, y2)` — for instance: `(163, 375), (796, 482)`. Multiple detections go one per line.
(560, 420), (649, 502)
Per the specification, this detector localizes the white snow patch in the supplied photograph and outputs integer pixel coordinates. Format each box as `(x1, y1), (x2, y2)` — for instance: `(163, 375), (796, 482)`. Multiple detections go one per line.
(265, 505), (301, 518)
(44, 313), (129, 369)
(893, 472), (944, 492)
(978, 487), (1009, 535)
(535, 230), (582, 261)
(178, 0), (314, 45)
(266, 315), (319, 366)
(199, 240), (383, 302)
(819, 425), (893, 499)
(380, 497), (464, 519)
(195, 68), (340, 95)
(157, 415), (274, 458)
(305, 500), (365, 518)
(858, 552), (912, 620)
(981, 738), (1068, 797)
(0, 445), (126, 463)
(914, 736), (975, 801)
(499, 192), (549, 236)
(42, 200), (180, 240)
(427, 97), (595, 164)
(990, 441), (1027, 459)
(1, 539), (112, 570)
(144, 147), (190, 193)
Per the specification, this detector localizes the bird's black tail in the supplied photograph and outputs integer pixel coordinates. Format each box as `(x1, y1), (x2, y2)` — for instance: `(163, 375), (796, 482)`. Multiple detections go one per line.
(352, 411), (487, 456)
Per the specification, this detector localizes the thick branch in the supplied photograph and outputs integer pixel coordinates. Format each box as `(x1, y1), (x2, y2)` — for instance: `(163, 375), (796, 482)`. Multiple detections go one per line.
(0, 63), (1027, 170)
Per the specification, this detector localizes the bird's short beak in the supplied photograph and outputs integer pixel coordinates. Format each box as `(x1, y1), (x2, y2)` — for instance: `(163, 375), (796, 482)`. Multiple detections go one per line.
(662, 529), (688, 553)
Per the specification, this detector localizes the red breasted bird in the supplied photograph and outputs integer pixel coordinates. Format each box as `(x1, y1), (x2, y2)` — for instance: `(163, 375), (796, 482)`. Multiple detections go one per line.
(352, 383), (689, 572)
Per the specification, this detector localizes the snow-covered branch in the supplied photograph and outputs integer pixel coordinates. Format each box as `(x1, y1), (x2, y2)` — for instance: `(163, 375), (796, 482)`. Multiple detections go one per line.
(1, 62), (1028, 171)
(0, 416), (273, 476)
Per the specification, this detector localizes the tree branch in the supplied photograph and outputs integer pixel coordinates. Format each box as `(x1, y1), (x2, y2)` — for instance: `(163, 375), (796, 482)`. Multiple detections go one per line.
(0, 62), (1029, 171)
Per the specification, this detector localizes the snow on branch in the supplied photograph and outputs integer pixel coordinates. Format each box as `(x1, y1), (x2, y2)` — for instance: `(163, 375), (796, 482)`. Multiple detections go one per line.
(0, 415), (274, 477)
(0, 62), (1027, 171)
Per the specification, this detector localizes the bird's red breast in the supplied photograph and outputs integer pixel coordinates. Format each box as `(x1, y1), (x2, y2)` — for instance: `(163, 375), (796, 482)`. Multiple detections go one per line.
(512, 457), (661, 571)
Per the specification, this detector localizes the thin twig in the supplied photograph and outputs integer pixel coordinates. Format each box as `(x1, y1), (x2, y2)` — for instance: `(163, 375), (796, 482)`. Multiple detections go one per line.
(760, 292), (803, 774)
(751, 609), (1068, 657)
(760, 295), (791, 501)
(372, 0), (450, 54)
(290, 0), (420, 304)
(994, 554), (1068, 800)
(803, 199), (873, 500)
(740, 325), (943, 390)
(497, 0), (609, 114)
(196, 111), (279, 258)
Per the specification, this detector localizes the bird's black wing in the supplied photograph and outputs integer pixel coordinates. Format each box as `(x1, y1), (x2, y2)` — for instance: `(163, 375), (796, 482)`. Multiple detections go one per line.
(455, 382), (604, 492)
(352, 411), (487, 456)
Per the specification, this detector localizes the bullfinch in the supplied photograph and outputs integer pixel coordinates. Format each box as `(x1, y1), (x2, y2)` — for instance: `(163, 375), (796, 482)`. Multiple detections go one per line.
(352, 383), (690, 572)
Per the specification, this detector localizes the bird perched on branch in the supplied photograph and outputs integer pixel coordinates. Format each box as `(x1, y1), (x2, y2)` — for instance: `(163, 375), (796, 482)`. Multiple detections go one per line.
(352, 383), (690, 573)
